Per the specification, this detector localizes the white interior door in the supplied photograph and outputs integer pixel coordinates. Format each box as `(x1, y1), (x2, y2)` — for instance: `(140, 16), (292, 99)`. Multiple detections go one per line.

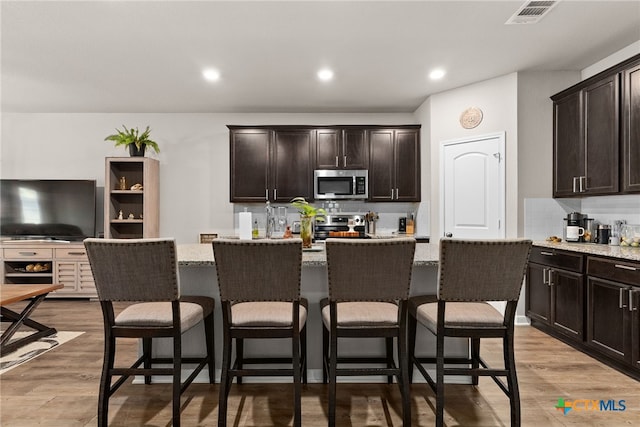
(441, 132), (505, 239)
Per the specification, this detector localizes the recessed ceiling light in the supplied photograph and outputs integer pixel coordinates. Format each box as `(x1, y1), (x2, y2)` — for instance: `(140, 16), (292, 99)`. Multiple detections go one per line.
(317, 68), (334, 82)
(203, 69), (221, 82)
(429, 69), (446, 80)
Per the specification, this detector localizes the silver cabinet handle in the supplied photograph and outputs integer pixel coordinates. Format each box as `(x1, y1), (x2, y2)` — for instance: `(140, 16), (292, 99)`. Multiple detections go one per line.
(629, 289), (636, 312)
(343, 156), (347, 168)
(273, 189), (277, 200)
(265, 189), (269, 201)
(335, 156), (339, 168)
(573, 177), (579, 193)
(615, 264), (637, 271)
(548, 269), (554, 287)
(619, 287), (627, 309)
(581, 176), (587, 192)
(391, 189), (394, 199)
(540, 251), (554, 256)
(18, 251), (38, 256)
(542, 268), (548, 285)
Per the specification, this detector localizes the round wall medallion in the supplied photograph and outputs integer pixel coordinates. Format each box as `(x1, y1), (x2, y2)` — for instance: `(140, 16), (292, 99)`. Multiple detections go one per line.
(459, 107), (483, 129)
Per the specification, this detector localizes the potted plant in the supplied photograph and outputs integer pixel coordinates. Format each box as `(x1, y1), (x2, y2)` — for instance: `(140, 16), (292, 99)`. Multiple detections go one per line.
(290, 197), (326, 248)
(104, 125), (160, 157)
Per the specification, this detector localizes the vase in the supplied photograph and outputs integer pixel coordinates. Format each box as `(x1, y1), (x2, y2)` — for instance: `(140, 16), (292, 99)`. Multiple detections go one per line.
(129, 144), (146, 157)
(300, 215), (314, 248)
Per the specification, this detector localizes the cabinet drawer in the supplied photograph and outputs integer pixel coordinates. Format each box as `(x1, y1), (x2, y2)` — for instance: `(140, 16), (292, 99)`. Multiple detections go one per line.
(3, 248), (53, 259)
(55, 248), (88, 260)
(531, 247), (584, 272)
(587, 257), (640, 286)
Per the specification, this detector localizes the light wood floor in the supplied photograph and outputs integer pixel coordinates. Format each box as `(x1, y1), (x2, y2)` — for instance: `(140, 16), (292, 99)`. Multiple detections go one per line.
(1, 299), (638, 426)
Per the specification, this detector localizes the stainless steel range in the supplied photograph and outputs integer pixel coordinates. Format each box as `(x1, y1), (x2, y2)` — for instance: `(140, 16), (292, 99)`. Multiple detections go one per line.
(314, 213), (367, 240)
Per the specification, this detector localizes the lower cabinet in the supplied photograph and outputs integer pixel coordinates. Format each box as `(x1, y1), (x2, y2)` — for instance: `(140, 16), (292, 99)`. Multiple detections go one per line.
(1, 243), (96, 298)
(586, 257), (640, 371)
(526, 247), (584, 342)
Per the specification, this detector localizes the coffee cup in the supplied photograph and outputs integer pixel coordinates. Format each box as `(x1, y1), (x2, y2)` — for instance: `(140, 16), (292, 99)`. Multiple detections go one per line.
(566, 226), (585, 241)
(609, 236), (620, 246)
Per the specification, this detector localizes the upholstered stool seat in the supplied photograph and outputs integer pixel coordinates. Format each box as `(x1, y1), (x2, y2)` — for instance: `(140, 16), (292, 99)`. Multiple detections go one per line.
(231, 300), (308, 328)
(115, 302), (204, 329)
(320, 299), (398, 327)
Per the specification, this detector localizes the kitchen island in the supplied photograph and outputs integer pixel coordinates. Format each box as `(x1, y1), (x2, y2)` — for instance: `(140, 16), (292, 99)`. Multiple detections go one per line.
(168, 241), (460, 383)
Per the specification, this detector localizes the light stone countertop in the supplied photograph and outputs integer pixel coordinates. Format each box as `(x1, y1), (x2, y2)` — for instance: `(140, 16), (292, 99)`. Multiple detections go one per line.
(177, 242), (440, 267)
(533, 240), (640, 262)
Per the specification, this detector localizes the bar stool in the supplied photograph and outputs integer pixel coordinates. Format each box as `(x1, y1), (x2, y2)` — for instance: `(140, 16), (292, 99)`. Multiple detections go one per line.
(322, 237), (416, 427)
(408, 238), (532, 427)
(84, 238), (215, 427)
(212, 238), (307, 427)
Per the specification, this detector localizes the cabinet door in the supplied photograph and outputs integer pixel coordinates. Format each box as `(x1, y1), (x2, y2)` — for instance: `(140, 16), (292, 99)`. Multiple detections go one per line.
(551, 269), (584, 340)
(583, 75), (619, 195)
(553, 91), (584, 197)
(315, 129), (340, 169)
(230, 129), (271, 202)
(587, 277), (630, 362)
(342, 129), (368, 169)
(622, 62), (640, 192)
(368, 129), (395, 201)
(395, 129), (420, 201)
(272, 130), (313, 202)
(55, 261), (79, 293)
(632, 288), (640, 370)
(526, 263), (550, 324)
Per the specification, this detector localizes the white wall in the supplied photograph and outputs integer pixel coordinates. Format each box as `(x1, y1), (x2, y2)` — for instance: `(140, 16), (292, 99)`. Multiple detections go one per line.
(417, 73), (519, 239)
(1, 112), (415, 243)
(582, 40), (640, 79)
(516, 71), (581, 235)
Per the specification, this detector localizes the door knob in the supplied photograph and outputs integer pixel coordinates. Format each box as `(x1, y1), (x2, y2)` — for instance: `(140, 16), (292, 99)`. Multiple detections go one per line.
(445, 232), (453, 237)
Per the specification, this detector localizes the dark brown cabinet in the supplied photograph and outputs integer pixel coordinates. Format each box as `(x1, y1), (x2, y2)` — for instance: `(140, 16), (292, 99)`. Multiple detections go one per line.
(315, 128), (368, 170)
(526, 247), (584, 342)
(622, 61), (640, 192)
(229, 127), (313, 203)
(552, 53), (640, 197)
(272, 130), (313, 202)
(552, 74), (619, 196)
(369, 127), (420, 202)
(586, 257), (640, 370)
(229, 128), (272, 202)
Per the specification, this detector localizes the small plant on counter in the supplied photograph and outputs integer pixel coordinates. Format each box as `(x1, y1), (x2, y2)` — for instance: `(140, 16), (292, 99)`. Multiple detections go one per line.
(290, 197), (327, 220)
(104, 125), (160, 156)
(290, 197), (326, 248)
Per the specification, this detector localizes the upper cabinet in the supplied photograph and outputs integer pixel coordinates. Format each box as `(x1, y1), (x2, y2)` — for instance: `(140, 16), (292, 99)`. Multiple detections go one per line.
(622, 61), (640, 192)
(229, 127), (313, 203)
(552, 53), (640, 198)
(315, 128), (368, 169)
(229, 125), (421, 203)
(369, 127), (421, 202)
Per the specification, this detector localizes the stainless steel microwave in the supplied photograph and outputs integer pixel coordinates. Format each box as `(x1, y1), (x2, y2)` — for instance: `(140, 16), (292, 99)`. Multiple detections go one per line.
(314, 169), (368, 200)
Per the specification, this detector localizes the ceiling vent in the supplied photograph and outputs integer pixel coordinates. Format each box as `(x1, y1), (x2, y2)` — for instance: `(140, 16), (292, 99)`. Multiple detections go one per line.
(505, 1), (559, 25)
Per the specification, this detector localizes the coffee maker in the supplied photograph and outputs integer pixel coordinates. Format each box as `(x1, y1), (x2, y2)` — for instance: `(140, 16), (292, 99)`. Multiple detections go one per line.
(563, 212), (594, 243)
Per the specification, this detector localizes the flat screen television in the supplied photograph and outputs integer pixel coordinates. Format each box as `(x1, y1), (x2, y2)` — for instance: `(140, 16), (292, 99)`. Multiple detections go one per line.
(1, 179), (96, 241)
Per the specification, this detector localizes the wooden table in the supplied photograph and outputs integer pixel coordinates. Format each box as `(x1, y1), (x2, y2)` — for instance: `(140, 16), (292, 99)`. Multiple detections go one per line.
(1, 284), (64, 354)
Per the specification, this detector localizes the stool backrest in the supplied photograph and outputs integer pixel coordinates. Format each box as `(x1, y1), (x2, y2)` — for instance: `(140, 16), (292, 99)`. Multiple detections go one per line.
(438, 239), (532, 302)
(212, 238), (303, 302)
(84, 238), (180, 302)
(325, 237), (416, 301)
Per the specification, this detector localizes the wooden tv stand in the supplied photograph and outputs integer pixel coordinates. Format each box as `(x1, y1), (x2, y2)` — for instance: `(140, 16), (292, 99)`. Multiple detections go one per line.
(0, 240), (96, 298)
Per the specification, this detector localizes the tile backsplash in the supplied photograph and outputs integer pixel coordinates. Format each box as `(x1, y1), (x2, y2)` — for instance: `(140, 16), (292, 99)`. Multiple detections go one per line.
(525, 195), (640, 241)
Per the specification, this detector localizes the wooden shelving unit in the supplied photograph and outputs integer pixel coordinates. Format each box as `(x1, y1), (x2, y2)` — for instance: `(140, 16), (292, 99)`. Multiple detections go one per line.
(104, 157), (159, 239)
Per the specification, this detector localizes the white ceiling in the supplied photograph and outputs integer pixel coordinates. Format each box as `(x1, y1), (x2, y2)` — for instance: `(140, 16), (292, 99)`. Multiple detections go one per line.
(2, 0), (639, 114)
